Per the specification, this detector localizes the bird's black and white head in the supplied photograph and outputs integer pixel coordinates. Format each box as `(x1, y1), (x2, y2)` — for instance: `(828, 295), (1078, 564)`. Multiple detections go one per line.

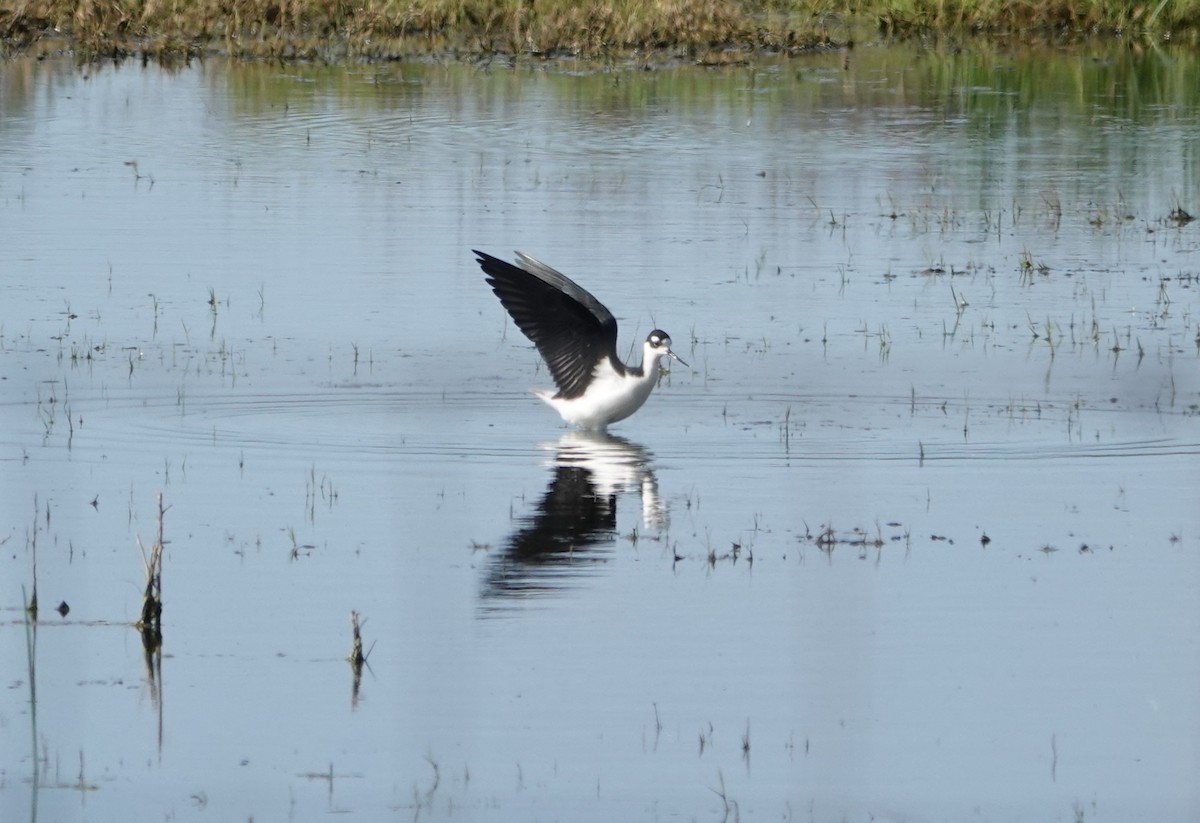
(644, 329), (688, 370)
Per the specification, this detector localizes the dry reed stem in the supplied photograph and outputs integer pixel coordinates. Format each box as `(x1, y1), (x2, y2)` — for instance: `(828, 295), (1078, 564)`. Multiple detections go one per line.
(27, 496), (40, 621)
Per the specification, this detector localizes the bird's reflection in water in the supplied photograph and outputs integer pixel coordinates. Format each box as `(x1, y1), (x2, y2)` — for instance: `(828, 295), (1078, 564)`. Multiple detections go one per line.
(478, 432), (665, 613)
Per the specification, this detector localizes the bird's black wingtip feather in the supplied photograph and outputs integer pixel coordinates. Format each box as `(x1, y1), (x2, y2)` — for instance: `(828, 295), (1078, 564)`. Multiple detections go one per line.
(473, 249), (515, 280)
(473, 249), (499, 281)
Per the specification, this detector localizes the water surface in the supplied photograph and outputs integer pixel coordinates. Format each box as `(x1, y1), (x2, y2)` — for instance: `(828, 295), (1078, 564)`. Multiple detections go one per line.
(1, 44), (1198, 821)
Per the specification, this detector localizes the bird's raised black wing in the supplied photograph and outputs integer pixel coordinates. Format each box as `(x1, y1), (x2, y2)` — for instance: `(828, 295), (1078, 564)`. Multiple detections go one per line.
(475, 250), (622, 399)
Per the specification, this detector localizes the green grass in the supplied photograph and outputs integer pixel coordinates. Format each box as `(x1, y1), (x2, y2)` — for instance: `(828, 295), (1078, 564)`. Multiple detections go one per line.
(864, 0), (1195, 37)
(1, 0), (1198, 61)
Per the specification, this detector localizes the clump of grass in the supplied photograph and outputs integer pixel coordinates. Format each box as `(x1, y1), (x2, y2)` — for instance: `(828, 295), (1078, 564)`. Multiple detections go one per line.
(871, 0), (1200, 38)
(347, 610), (370, 669)
(5, 0), (1198, 62)
(0, 0), (845, 61)
(136, 494), (168, 649)
(1168, 200), (1194, 226)
(348, 610), (373, 705)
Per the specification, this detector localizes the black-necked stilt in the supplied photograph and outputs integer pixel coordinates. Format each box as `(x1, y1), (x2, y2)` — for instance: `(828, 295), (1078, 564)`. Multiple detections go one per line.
(475, 250), (687, 430)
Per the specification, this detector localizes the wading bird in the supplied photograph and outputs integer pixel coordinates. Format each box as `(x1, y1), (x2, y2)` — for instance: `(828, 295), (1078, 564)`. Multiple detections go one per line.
(475, 250), (687, 431)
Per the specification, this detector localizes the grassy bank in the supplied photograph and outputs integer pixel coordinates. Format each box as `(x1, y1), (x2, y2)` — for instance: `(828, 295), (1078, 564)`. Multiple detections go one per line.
(2, 0), (1198, 62)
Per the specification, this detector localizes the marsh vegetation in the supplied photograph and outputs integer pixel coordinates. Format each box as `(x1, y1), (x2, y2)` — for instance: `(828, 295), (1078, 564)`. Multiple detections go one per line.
(2, 0), (1199, 62)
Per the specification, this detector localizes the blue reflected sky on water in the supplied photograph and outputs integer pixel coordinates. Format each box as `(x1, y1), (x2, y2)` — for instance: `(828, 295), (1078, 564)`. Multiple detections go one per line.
(1, 47), (1198, 821)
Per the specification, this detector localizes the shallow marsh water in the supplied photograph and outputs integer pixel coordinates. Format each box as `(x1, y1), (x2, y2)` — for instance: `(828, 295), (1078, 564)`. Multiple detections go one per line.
(1, 44), (1199, 821)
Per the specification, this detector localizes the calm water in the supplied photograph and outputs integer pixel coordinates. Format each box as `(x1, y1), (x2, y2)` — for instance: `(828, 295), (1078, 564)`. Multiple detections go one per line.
(1, 44), (1198, 822)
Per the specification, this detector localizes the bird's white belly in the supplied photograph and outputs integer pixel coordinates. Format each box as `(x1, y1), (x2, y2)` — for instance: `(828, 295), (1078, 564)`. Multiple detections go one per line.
(535, 360), (658, 430)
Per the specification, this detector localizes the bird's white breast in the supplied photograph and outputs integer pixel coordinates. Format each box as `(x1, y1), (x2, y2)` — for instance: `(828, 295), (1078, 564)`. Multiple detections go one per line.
(535, 355), (662, 430)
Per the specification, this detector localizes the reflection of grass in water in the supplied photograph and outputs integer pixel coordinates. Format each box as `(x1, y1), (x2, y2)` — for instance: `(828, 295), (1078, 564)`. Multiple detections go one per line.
(21, 585), (101, 801)
(4, 0), (1198, 61)
(22, 585), (39, 814)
